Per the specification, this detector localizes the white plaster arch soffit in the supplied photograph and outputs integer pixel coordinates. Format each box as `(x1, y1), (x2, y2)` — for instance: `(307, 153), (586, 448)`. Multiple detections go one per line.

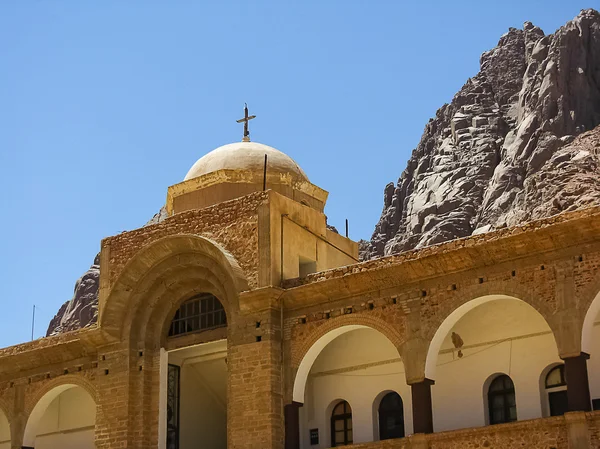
(22, 384), (96, 447)
(424, 294), (556, 380)
(293, 324), (388, 403)
(582, 288), (600, 354)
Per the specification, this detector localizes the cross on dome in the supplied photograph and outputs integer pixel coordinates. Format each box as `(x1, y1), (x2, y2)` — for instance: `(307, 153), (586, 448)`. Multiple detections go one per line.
(235, 103), (256, 142)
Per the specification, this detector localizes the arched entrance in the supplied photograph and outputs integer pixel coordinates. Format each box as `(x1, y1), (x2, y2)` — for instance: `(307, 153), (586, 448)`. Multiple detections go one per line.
(0, 405), (9, 449)
(584, 289), (600, 411)
(425, 295), (560, 432)
(159, 293), (228, 449)
(294, 324), (410, 448)
(23, 383), (96, 449)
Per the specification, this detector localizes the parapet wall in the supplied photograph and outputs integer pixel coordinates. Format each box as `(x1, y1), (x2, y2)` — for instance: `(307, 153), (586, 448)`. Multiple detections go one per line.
(102, 191), (268, 290)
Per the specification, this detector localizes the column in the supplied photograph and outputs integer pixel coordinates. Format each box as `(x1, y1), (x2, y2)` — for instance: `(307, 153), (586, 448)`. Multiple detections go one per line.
(284, 402), (302, 449)
(563, 353), (592, 412)
(411, 379), (434, 434)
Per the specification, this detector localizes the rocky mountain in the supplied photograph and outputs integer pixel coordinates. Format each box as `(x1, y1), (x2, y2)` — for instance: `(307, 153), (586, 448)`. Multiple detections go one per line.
(369, 9), (600, 257)
(45, 207), (168, 337)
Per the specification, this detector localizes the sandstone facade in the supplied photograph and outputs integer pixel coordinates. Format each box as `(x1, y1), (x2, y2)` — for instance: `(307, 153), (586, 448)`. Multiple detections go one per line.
(1, 191), (600, 448)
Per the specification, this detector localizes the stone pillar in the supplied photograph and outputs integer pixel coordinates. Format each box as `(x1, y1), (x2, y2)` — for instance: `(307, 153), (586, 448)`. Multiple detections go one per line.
(411, 379), (434, 434)
(284, 402), (302, 449)
(564, 353), (592, 412)
(228, 308), (284, 449)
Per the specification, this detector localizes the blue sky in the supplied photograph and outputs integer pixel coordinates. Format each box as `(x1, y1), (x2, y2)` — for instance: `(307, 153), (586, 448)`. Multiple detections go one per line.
(0, 1), (591, 347)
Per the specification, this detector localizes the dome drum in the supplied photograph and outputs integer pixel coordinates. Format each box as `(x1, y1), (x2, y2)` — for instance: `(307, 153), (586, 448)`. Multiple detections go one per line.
(167, 141), (328, 215)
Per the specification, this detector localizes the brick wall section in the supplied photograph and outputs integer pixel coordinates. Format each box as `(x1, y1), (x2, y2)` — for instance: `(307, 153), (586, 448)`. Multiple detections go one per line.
(418, 264), (558, 338)
(228, 309), (283, 449)
(574, 252), (600, 311)
(287, 304), (408, 368)
(284, 259), (561, 371)
(105, 191), (268, 289)
(94, 347), (131, 449)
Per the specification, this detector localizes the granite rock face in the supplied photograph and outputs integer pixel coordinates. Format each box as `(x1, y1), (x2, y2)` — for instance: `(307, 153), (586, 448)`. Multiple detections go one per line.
(369, 9), (600, 257)
(46, 254), (100, 336)
(46, 207), (168, 337)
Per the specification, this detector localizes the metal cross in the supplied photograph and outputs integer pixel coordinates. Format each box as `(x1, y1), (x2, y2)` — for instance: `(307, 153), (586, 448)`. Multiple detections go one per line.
(236, 103), (256, 142)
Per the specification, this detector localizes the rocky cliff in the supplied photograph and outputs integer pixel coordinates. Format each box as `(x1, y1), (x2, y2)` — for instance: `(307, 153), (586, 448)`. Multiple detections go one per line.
(369, 9), (600, 257)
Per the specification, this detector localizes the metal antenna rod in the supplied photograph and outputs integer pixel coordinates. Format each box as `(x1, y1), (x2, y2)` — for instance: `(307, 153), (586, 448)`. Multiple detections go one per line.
(31, 304), (36, 340)
(345, 219), (349, 238)
(263, 154), (268, 191)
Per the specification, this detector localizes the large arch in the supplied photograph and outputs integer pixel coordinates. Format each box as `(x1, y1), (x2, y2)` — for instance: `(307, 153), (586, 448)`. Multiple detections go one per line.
(424, 294), (559, 380)
(292, 318), (410, 447)
(425, 293), (562, 432)
(23, 377), (96, 449)
(582, 288), (600, 355)
(100, 234), (249, 343)
(292, 314), (405, 403)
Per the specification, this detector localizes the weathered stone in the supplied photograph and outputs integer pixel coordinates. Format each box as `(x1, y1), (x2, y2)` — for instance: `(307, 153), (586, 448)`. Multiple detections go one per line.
(369, 9), (600, 258)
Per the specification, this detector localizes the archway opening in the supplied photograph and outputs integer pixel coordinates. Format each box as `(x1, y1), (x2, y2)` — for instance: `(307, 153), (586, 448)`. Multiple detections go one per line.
(297, 326), (410, 448)
(427, 295), (560, 432)
(0, 407), (9, 449)
(161, 293), (228, 449)
(584, 290), (600, 411)
(23, 384), (96, 449)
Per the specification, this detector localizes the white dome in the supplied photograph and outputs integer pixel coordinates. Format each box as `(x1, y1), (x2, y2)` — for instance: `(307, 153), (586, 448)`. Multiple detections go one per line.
(184, 141), (309, 183)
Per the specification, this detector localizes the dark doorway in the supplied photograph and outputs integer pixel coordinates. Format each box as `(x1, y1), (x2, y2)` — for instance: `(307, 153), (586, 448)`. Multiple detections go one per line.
(545, 365), (568, 416)
(549, 390), (569, 417)
(378, 392), (405, 440)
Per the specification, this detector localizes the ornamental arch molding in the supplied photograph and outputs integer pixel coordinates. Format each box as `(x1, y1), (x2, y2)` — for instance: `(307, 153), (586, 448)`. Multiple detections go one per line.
(100, 234), (249, 342)
(22, 375), (96, 448)
(291, 314), (405, 403)
(423, 284), (560, 380)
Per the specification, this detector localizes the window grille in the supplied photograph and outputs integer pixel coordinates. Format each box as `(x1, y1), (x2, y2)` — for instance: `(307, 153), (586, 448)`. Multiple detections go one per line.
(168, 293), (226, 337)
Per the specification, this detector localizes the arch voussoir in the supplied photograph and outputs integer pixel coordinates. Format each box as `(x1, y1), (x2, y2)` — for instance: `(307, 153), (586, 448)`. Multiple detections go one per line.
(292, 313), (405, 369)
(101, 234), (247, 343)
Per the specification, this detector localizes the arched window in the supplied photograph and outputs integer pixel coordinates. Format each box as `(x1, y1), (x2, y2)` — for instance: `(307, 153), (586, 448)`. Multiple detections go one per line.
(168, 293), (226, 337)
(378, 392), (404, 440)
(488, 375), (517, 425)
(331, 401), (352, 447)
(545, 365), (568, 416)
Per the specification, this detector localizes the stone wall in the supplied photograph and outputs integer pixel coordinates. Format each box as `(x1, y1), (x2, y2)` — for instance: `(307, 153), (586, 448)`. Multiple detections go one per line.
(104, 191), (268, 289)
(427, 416), (568, 449)
(0, 205), (598, 449)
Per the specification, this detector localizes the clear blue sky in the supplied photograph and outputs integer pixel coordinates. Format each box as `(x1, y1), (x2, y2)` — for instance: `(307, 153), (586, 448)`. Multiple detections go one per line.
(0, 1), (591, 347)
